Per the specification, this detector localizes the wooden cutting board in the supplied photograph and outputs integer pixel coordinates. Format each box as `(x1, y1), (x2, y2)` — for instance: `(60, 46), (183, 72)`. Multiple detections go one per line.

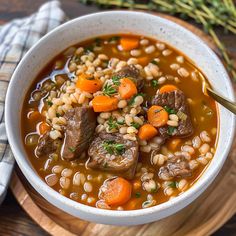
(10, 13), (236, 236)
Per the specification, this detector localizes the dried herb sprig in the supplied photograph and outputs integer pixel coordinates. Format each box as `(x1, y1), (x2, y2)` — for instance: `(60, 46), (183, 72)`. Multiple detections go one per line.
(80, 0), (236, 81)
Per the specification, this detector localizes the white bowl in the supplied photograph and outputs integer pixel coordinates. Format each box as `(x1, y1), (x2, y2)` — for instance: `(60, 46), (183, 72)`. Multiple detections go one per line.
(5, 11), (235, 225)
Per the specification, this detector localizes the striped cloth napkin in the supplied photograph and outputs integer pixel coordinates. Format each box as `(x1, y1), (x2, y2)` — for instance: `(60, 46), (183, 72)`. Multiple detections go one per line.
(0, 0), (66, 204)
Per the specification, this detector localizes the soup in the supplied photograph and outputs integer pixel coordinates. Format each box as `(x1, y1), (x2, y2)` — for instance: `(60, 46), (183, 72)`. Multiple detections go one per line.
(21, 35), (218, 210)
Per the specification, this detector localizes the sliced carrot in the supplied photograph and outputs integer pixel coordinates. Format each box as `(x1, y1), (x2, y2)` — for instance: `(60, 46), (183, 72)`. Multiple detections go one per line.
(102, 177), (132, 206)
(168, 138), (181, 151)
(125, 198), (140, 210)
(118, 78), (137, 99)
(92, 95), (118, 112)
(76, 73), (102, 93)
(39, 122), (51, 135)
(137, 56), (149, 66)
(138, 124), (158, 140)
(159, 84), (178, 94)
(120, 36), (139, 51)
(28, 111), (42, 121)
(147, 105), (169, 127)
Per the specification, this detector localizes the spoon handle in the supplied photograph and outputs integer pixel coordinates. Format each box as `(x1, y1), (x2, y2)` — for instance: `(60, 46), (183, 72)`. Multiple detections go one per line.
(207, 87), (236, 115)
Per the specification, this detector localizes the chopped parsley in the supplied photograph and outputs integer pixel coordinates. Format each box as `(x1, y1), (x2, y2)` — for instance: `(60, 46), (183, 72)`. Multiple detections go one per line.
(135, 192), (141, 198)
(168, 181), (178, 188)
(150, 60), (158, 65)
(47, 101), (53, 106)
(108, 36), (120, 42)
(56, 113), (61, 118)
(151, 187), (158, 193)
(102, 140), (125, 155)
(131, 122), (141, 129)
(128, 93), (145, 106)
(111, 75), (121, 86)
(84, 45), (93, 53)
(107, 117), (118, 131)
(94, 37), (102, 46)
(151, 79), (158, 88)
(68, 146), (76, 153)
(167, 126), (176, 135)
(103, 83), (117, 96)
(164, 106), (176, 114)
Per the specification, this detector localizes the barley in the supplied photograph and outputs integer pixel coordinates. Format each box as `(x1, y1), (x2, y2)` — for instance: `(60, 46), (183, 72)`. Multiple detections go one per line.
(123, 133), (137, 141)
(141, 172), (154, 182)
(156, 43), (165, 50)
(100, 112), (111, 120)
(98, 54), (108, 60)
(96, 200), (111, 209)
(142, 179), (158, 193)
(189, 160), (199, 170)
(60, 177), (70, 189)
(140, 39), (149, 45)
(197, 156), (208, 165)
(78, 93), (86, 104)
(139, 139), (147, 146)
(169, 114), (179, 121)
(45, 174), (58, 187)
(151, 154), (167, 166)
(164, 187), (174, 196)
(200, 131), (211, 143)
(87, 197), (96, 204)
(199, 143), (210, 155)
(69, 63), (77, 72)
(181, 145), (195, 155)
(130, 107), (138, 115)
(140, 145), (151, 153)
(130, 49), (141, 57)
(192, 136), (201, 148)
(61, 168), (73, 178)
(177, 68), (190, 77)
(49, 130), (61, 140)
(145, 45), (156, 54)
(97, 116), (105, 124)
(176, 56), (184, 63)
(127, 58), (138, 65)
(127, 126), (138, 134)
(133, 95), (144, 106)
(205, 152), (213, 160)
(96, 124), (105, 133)
(81, 194), (88, 201)
(178, 179), (188, 191)
(167, 120), (178, 127)
(158, 76), (166, 84)
(52, 165), (63, 174)
(170, 63), (180, 71)
(73, 172), (86, 186)
(162, 49), (172, 56)
(133, 116), (143, 125)
(125, 114), (133, 126)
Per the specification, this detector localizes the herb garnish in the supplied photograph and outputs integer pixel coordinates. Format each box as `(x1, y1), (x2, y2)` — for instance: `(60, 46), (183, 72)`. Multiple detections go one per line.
(164, 106), (176, 114)
(151, 60), (158, 65)
(168, 181), (178, 188)
(85, 45), (93, 53)
(107, 117), (118, 131)
(117, 120), (125, 125)
(102, 140), (125, 155)
(108, 36), (120, 42)
(56, 113), (60, 118)
(94, 37), (102, 46)
(131, 122), (141, 129)
(151, 79), (158, 88)
(135, 192), (141, 198)
(128, 93), (145, 106)
(68, 147), (76, 153)
(167, 126), (176, 135)
(111, 75), (121, 86)
(47, 101), (53, 106)
(103, 83), (117, 96)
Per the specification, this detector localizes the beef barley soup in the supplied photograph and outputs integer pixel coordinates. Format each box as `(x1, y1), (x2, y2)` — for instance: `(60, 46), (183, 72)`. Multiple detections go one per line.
(22, 35), (218, 210)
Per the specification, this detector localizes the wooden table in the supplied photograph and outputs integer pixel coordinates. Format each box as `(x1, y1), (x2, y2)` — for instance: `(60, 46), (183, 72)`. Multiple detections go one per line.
(0, 1), (235, 235)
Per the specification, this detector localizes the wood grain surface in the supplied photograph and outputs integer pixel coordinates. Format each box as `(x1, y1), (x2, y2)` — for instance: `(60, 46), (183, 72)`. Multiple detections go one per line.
(0, 1), (236, 236)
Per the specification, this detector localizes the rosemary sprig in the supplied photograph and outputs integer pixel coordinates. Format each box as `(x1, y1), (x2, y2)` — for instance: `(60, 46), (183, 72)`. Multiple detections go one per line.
(80, 0), (236, 81)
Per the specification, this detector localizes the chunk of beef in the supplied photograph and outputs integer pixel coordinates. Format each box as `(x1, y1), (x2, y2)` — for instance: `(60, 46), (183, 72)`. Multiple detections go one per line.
(115, 65), (144, 90)
(87, 132), (139, 180)
(36, 132), (61, 156)
(158, 154), (192, 180)
(61, 107), (96, 160)
(152, 90), (194, 138)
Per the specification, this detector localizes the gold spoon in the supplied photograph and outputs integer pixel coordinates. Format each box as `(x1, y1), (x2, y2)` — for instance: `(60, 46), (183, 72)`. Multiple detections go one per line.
(199, 72), (236, 114)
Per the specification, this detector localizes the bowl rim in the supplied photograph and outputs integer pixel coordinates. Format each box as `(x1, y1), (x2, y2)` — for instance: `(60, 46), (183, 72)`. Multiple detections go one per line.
(5, 10), (235, 219)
